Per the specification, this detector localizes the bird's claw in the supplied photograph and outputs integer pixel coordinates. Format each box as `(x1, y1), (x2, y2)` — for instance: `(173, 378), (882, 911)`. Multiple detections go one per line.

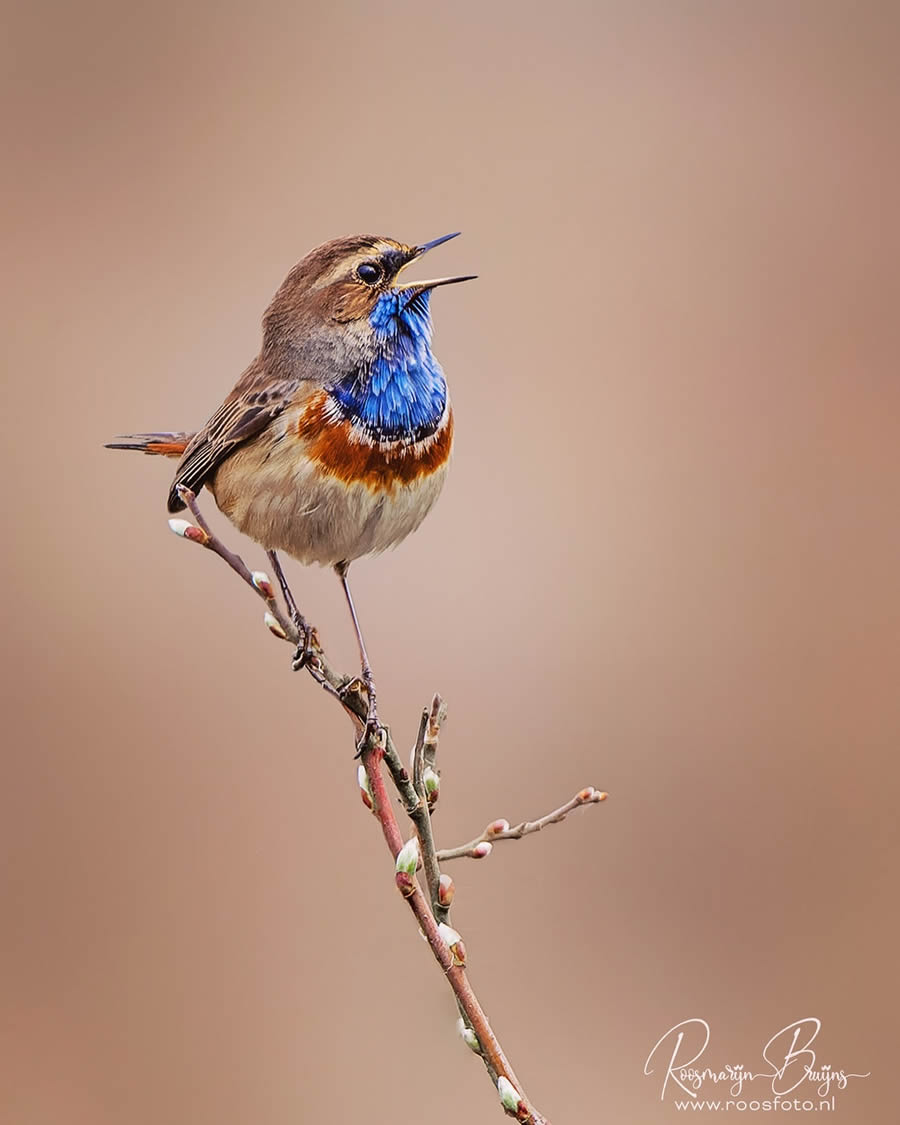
(354, 714), (386, 758)
(290, 617), (315, 671)
(339, 675), (384, 757)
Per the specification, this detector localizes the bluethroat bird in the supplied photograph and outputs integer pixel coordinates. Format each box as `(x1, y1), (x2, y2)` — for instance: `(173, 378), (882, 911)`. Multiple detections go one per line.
(107, 232), (475, 744)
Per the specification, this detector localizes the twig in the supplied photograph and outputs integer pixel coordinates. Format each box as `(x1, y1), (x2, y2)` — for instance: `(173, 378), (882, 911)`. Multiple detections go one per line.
(172, 486), (298, 645)
(410, 695), (447, 921)
(357, 732), (547, 1122)
(437, 788), (608, 862)
(172, 487), (344, 701)
(164, 490), (607, 1124)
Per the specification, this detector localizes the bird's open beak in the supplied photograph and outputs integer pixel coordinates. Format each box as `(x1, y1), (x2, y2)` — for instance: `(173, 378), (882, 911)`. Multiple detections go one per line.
(414, 231), (463, 256)
(396, 232), (477, 298)
(399, 274), (478, 293)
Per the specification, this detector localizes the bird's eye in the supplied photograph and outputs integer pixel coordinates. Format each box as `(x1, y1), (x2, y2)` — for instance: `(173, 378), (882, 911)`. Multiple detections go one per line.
(356, 261), (383, 285)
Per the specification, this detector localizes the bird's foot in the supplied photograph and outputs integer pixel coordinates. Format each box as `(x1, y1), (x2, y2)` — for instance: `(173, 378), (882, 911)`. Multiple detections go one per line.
(290, 615), (316, 671)
(354, 713), (386, 758)
(340, 673), (384, 757)
(361, 669), (383, 748)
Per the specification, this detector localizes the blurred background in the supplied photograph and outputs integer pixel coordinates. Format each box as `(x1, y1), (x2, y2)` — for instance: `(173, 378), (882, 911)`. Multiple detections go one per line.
(2, 1), (898, 1122)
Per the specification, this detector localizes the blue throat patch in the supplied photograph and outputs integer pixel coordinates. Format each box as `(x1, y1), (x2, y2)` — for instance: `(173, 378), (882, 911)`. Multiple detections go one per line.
(331, 290), (447, 442)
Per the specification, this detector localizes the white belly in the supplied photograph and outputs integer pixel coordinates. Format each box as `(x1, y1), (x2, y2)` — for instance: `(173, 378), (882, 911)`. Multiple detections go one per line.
(209, 423), (451, 566)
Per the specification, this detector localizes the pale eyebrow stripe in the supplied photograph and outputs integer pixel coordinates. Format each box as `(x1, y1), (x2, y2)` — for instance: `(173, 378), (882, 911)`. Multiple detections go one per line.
(309, 243), (397, 293)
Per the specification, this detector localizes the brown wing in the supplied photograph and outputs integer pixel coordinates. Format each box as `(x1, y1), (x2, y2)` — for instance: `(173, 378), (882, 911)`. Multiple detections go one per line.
(167, 368), (299, 512)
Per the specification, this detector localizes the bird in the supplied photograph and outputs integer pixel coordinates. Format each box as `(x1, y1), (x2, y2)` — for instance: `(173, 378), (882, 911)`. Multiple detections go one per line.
(107, 232), (475, 744)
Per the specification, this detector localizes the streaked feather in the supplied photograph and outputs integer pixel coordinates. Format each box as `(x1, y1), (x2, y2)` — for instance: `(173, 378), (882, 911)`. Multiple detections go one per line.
(104, 432), (192, 457)
(167, 365), (301, 512)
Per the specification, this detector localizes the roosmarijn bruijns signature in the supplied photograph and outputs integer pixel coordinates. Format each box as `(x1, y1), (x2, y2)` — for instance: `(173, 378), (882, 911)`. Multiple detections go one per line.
(644, 1018), (870, 1105)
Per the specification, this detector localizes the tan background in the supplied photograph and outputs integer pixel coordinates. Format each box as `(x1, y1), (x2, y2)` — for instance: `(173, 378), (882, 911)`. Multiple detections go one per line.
(2, 1), (898, 1122)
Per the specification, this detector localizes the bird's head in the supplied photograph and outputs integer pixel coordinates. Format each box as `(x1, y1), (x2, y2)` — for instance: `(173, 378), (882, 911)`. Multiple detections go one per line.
(262, 232), (475, 355)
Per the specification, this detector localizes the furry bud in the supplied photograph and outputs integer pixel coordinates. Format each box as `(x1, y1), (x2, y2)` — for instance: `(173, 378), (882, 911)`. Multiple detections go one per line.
(167, 519), (208, 545)
(395, 870), (416, 897)
(263, 612), (287, 640)
(396, 837), (419, 896)
(456, 1017), (481, 1053)
(497, 1076), (525, 1116)
(251, 571), (275, 599)
(438, 873), (455, 907)
(357, 764), (374, 811)
(423, 766), (440, 804)
(395, 838), (419, 875)
(438, 923), (466, 966)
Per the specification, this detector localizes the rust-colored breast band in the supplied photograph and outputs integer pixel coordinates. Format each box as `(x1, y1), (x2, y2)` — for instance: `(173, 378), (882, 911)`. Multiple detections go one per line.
(297, 392), (453, 491)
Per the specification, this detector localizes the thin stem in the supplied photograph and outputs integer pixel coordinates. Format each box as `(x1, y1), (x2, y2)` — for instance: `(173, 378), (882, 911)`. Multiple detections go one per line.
(410, 697), (448, 921)
(437, 787), (608, 862)
(165, 490), (591, 1124)
(176, 489), (342, 701)
(176, 486), (298, 644)
(359, 742), (548, 1125)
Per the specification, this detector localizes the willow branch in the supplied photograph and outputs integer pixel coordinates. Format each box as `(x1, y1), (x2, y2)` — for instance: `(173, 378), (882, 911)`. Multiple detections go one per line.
(437, 787), (608, 862)
(164, 491), (609, 1124)
(407, 696), (447, 920)
(172, 487), (298, 644)
(358, 727), (546, 1122)
(172, 487), (343, 702)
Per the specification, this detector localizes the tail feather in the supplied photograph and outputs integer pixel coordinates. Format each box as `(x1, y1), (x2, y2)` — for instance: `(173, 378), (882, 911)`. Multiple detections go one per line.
(105, 432), (193, 458)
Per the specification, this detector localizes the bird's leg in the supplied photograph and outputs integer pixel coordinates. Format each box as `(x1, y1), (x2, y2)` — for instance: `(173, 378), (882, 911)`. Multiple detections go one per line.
(267, 550), (313, 668)
(335, 561), (382, 752)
